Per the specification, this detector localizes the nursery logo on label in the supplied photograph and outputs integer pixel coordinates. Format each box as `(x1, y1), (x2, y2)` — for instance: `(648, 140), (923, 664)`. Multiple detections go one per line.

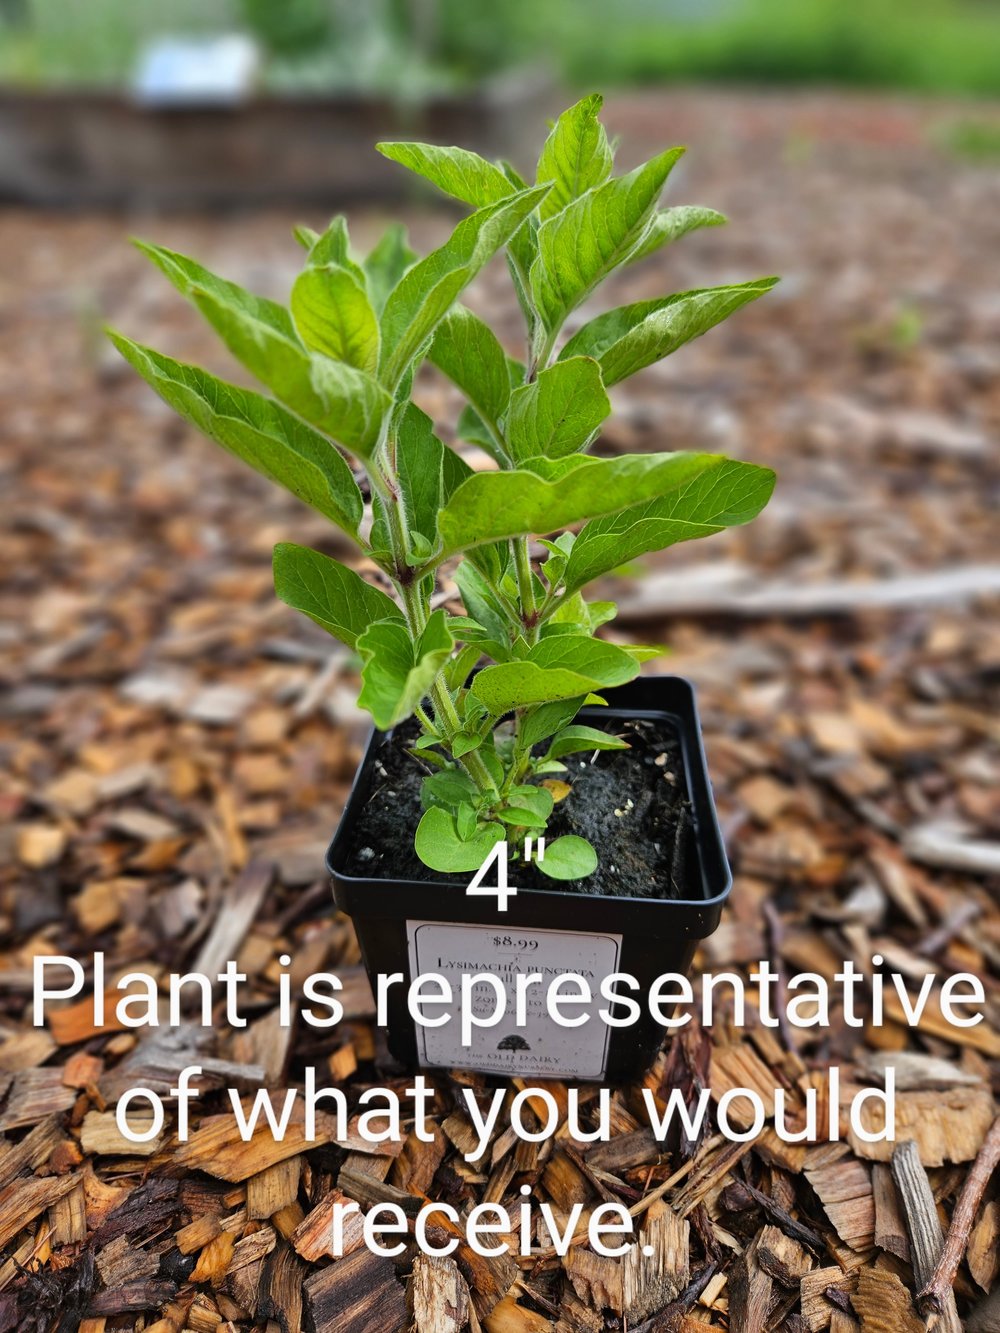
(407, 920), (621, 1079)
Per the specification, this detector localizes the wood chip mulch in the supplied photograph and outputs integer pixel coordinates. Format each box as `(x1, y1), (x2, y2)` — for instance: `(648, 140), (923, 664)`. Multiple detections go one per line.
(1, 89), (998, 1330)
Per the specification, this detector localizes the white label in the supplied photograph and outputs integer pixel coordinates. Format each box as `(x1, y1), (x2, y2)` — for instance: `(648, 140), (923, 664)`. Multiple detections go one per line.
(406, 920), (621, 1079)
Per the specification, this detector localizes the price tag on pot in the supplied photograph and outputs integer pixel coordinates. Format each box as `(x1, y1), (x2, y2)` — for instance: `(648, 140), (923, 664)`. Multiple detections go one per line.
(406, 920), (621, 1079)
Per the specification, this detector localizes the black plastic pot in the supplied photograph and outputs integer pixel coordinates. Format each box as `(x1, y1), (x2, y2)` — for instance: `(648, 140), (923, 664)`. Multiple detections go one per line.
(326, 676), (731, 1083)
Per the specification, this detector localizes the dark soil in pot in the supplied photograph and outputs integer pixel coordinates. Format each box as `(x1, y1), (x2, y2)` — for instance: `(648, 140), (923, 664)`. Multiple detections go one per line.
(342, 713), (697, 898)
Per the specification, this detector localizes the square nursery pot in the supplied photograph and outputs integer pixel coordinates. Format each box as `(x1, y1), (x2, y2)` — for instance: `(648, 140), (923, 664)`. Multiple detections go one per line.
(327, 675), (731, 1083)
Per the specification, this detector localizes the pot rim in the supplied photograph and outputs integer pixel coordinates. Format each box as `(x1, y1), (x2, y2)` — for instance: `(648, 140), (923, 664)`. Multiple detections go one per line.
(327, 674), (733, 912)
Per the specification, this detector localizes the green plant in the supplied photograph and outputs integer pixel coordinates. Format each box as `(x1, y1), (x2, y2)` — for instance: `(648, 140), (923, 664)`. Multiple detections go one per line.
(109, 94), (776, 881)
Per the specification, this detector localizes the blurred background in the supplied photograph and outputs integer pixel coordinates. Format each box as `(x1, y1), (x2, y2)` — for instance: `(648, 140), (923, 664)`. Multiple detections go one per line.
(1, 0), (998, 956)
(1, 3), (999, 1325)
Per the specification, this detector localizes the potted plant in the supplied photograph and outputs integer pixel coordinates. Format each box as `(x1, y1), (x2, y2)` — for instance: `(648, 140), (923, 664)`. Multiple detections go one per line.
(109, 93), (776, 1081)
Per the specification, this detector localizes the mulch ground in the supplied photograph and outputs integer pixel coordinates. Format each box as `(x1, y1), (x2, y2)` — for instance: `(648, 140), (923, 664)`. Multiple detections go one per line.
(1, 88), (998, 1331)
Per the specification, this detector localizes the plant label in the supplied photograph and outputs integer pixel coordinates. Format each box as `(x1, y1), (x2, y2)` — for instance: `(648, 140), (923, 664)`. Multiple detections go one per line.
(406, 919), (622, 1078)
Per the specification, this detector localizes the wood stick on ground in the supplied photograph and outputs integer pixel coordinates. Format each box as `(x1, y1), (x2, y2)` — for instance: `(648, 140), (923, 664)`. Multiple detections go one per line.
(918, 1113), (1000, 1320)
(890, 1139), (962, 1333)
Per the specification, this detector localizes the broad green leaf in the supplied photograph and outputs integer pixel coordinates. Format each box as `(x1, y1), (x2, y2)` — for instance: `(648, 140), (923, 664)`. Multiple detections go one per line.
(539, 532), (575, 587)
(294, 224), (320, 251)
(378, 184), (550, 390)
(454, 562), (514, 646)
(133, 240), (297, 343)
(363, 222), (416, 316)
(444, 643), (483, 693)
(535, 92), (613, 221)
(561, 278), (778, 386)
(528, 637), (639, 689)
(415, 807), (506, 874)
(452, 732), (483, 758)
(456, 803), (478, 840)
(519, 697), (587, 748)
(396, 404), (444, 548)
(377, 140), (513, 208)
(438, 450), (719, 556)
(530, 148), (684, 331)
(626, 206), (727, 266)
(498, 794), (552, 826)
(430, 306), (519, 443)
(471, 662), (604, 718)
(192, 284), (390, 455)
(290, 264), (380, 372)
(564, 458), (776, 593)
(304, 216), (367, 283)
(509, 784), (554, 820)
(546, 725), (628, 760)
(134, 239), (389, 455)
(588, 601), (618, 629)
(505, 356), (610, 461)
(108, 334), (364, 540)
(421, 768), (479, 810)
(549, 589), (589, 626)
(623, 644), (665, 664)
(357, 609), (454, 730)
(536, 835), (598, 880)
(456, 406), (501, 458)
(273, 543), (401, 648)
(442, 442), (474, 502)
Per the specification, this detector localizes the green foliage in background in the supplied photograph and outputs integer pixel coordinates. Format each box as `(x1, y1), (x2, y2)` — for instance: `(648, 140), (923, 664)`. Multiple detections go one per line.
(109, 96), (776, 879)
(562, 0), (1000, 98)
(2, 0), (998, 96)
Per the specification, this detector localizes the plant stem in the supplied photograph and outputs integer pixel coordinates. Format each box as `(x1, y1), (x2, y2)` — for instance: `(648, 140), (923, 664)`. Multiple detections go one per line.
(513, 537), (539, 643)
(430, 678), (498, 796)
(529, 323), (560, 380)
(376, 447), (498, 794)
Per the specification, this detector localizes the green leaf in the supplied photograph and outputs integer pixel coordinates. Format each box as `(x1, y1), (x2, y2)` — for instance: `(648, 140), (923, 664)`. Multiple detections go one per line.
(535, 92), (613, 221)
(273, 543), (401, 649)
(303, 216), (367, 283)
(497, 807), (545, 829)
(194, 284), (390, 456)
(421, 768), (479, 810)
(512, 783), (554, 814)
(519, 697), (587, 749)
(505, 356), (610, 461)
(357, 609), (454, 730)
(438, 450), (720, 556)
(290, 264), (380, 372)
(442, 443), (474, 502)
(471, 662), (604, 718)
(453, 734), (484, 760)
(546, 725), (628, 760)
(565, 458), (776, 593)
(530, 148), (684, 331)
(134, 238), (389, 455)
(528, 637), (639, 689)
(363, 223), (417, 316)
(396, 404), (444, 549)
(456, 803), (478, 840)
(456, 402), (498, 455)
(108, 334), (364, 540)
(626, 206), (727, 266)
(444, 643), (483, 693)
(133, 239), (297, 343)
(415, 806), (506, 874)
(430, 306), (520, 444)
(378, 184), (550, 390)
(294, 224), (320, 252)
(536, 835), (598, 881)
(454, 562), (514, 646)
(377, 140), (514, 208)
(561, 278), (778, 387)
